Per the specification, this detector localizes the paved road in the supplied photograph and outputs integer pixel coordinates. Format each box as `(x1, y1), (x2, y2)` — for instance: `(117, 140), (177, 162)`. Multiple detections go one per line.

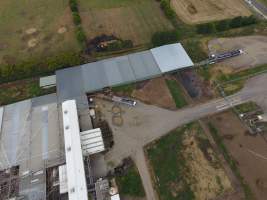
(104, 74), (267, 200)
(245, 0), (267, 19)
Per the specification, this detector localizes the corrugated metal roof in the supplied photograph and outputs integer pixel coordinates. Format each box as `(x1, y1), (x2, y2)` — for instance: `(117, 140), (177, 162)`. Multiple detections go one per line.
(0, 107), (3, 134)
(62, 100), (88, 200)
(39, 75), (56, 88)
(111, 194), (121, 200)
(59, 165), (68, 194)
(0, 94), (61, 200)
(56, 43), (193, 102)
(151, 43), (194, 73)
(80, 128), (105, 155)
(128, 50), (161, 80)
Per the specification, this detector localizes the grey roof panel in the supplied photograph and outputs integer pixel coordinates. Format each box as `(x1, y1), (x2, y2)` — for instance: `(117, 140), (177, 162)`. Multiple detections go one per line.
(82, 62), (108, 92)
(115, 56), (136, 83)
(102, 58), (124, 86)
(128, 51), (161, 80)
(56, 67), (85, 102)
(151, 43), (194, 73)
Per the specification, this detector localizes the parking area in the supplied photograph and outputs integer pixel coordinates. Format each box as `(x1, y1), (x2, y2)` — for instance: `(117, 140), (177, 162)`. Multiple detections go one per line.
(208, 36), (267, 71)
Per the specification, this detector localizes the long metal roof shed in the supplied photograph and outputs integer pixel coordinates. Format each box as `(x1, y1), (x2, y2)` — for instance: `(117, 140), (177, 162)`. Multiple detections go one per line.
(62, 100), (88, 200)
(56, 43), (193, 102)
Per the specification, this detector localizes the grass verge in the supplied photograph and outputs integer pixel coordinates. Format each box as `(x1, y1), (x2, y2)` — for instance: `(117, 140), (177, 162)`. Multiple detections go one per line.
(0, 79), (55, 106)
(219, 64), (267, 95)
(234, 102), (259, 113)
(165, 79), (187, 108)
(207, 122), (255, 200)
(116, 165), (145, 197)
(112, 83), (135, 96)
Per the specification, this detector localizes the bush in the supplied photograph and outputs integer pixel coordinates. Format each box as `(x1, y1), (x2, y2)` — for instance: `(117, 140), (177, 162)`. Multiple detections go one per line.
(229, 16), (243, 28)
(69, 0), (87, 48)
(215, 20), (229, 32)
(122, 40), (133, 48)
(0, 52), (83, 83)
(106, 40), (133, 51)
(197, 15), (258, 34)
(69, 0), (78, 12)
(160, 0), (176, 19)
(242, 15), (258, 26)
(151, 30), (181, 47)
(75, 26), (87, 45)
(197, 23), (216, 34)
(72, 12), (81, 25)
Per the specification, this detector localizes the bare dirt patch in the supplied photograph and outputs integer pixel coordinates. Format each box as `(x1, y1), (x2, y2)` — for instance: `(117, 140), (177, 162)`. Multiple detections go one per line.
(25, 27), (37, 35)
(132, 77), (176, 110)
(208, 36), (267, 71)
(209, 111), (267, 200)
(57, 26), (67, 34)
(183, 134), (232, 200)
(27, 38), (38, 48)
(171, 0), (251, 24)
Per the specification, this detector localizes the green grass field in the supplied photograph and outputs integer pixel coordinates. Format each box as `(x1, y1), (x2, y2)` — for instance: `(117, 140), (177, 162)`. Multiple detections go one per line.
(0, 0), (80, 65)
(78, 0), (173, 45)
(116, 165), (145, 197)
(146, 123), (196, 200)
(165, 79), (188, 108)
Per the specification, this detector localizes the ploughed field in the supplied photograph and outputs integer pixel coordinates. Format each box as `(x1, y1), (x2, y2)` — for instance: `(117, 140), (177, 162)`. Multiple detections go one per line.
(78, 0), (173, 45)
(171, 0), (251, 24)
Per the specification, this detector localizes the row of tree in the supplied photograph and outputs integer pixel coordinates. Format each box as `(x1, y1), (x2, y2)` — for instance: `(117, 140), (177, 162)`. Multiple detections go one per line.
(157, 0), (176, 19)
(0, 52), (82, 84)
(197, 16), (258, 34)
(69, 0), (87, 48)
(152, 30), (181, 47)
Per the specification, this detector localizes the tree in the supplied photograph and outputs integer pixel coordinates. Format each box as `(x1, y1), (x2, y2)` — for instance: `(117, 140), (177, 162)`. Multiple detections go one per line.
(151, 30), (181, 47)
(69, 0), (78, 12)
(216, 20), (229, 32)
(72, 12), (81, 25)
(242, 15), (257, 26)
(229, 16), (243, 28)
(197, 23), (216, 34)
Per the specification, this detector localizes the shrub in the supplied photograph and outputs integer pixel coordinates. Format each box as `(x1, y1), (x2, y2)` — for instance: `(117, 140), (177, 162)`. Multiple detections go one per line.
(197, 23), (216, 34)
(160, 0), (176, 19)
(106, 40), (133, 51)
(69, 0), (78, 12)
(72, 12), (81, 25)
(121, 40), (133, 48)
(229, 16), (243, 28)
(75, 26), (87, 45)
(151, 30), (181, 47)
(215, 20), (229, 32)
(0, 52), (82, 83)
(242, 15), (258, 26)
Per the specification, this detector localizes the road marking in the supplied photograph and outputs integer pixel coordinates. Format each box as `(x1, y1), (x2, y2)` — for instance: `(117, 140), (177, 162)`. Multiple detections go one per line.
(216, 98), (243, 111)
(247, 148), (267, 161)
